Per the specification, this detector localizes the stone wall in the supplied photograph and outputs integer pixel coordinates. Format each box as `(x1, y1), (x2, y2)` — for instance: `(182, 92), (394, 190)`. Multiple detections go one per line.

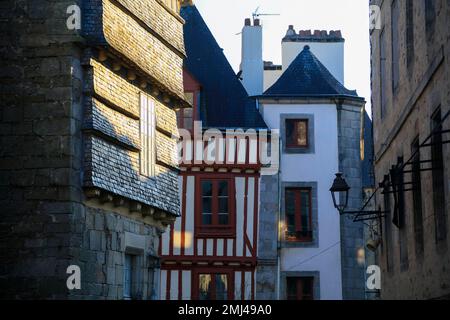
(0, 0), (184, 299)
(255, 174), (279, 300)
(337, 104), (366, 300)
(68, 205), (160, 300)
(370, 0), (450, 300)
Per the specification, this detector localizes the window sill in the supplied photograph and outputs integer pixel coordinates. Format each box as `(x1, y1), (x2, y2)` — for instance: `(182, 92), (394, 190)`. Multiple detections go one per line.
(196, 227), (236, 239)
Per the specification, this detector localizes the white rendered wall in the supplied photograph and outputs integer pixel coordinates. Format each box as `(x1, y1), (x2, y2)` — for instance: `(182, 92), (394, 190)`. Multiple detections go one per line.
(263, 69), (283, 91)
(282, 41), (345, 84)
(261, 103), (343, 300)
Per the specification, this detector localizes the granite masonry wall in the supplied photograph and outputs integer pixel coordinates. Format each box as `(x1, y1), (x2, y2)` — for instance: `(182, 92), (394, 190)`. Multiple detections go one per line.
(370, 0), (450, 300)
(256, 174), (279, 300)
(337, 104), (366, 300)
(0, 0), (185, 299)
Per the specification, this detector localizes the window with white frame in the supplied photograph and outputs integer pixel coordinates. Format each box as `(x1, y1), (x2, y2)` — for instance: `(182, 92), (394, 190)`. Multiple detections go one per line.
(140, 94), (156, 177)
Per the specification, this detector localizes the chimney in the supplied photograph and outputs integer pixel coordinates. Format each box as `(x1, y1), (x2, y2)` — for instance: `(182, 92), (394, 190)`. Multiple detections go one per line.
(180, 0), (193, 7)
(240, 18), (263, 96)
(282, 26), (345, 84)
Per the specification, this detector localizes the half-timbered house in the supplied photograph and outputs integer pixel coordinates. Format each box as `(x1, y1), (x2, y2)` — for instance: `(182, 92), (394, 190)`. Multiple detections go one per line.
(159, 2), (270, 300)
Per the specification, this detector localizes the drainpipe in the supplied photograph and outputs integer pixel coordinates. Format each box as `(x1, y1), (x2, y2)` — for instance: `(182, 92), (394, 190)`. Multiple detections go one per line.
(276, 136), (282, 300)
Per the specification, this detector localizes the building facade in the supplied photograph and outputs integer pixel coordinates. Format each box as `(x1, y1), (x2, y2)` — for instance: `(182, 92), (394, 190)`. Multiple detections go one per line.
(241, 21), (368, 300)
(0, 0), (187, 299)
(159, 3), (270, 300)
(370, 0), (450, 299)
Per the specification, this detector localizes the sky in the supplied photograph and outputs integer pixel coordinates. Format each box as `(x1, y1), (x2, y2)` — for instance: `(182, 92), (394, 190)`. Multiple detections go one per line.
(193, 0), (372, 114)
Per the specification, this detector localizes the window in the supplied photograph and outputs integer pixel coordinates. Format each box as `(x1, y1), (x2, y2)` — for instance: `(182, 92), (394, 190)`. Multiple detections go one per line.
(140, 94), (156, 177)
(380, 28), (387, 118)
(425, 0), (436, 39)
(123, 254), (141, 300)
(285, 188), (312, 242)
(431, 108), (447, 242)
(395, 157), (409, 271)
(391, 0), (400, 92)
(177, 92), (194, 131)
(194, 271), (233, 300)
(406, 0), (415, 68)
(197, 178), (235, 236)
(286, 119), (308, 148)
(411, 137), (424, 257)
(123, 255), (132, 300)
(383, 179), (393, 272)
(287, 277), (314, 300)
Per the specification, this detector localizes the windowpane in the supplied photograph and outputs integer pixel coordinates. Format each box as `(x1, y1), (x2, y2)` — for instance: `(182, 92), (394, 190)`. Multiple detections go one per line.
(295, 121), (308, 146)
(198, 274), (212, 300)
(123, 255), (132, 300)
(218, 197), (228, 213)
(218, 181), (228, 196)
(201, 181), (212, 197)
(215, 274), (228, 300)
(286, 278), (297, 300)
(218, 213), (229, 225)
(285, 189), (312, 241)
(202, 197), (212, 214)
(431, 109), (446, 241)
(301, 277), (314, 300)
(285, 189), (296, 238)
(411, 138), (424, 256)
(391, 0), (400, 90)
(301, 191), (311, 237)
(202, 213), (212, 225)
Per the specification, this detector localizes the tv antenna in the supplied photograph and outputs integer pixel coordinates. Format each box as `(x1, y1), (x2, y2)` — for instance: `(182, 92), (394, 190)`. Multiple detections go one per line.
(252, 6), (280, 23)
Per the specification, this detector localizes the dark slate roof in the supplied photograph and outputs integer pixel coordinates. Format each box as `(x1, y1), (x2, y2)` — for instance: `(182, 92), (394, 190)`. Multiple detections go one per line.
(180, 5), (267, 129)
(362, 111), (375, 188)
(263, 45), (360, 98)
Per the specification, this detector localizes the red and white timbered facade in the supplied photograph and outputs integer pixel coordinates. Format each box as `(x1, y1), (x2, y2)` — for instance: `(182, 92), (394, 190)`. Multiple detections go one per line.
(158, 64), (269, 300)
(159, 133), (263, 300)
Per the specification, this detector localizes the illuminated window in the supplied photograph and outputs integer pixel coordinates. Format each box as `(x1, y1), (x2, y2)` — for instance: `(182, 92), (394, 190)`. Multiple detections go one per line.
(286, 119), (308, 148)
(198, 273), (229, 300)
(285, 188), (312, 242)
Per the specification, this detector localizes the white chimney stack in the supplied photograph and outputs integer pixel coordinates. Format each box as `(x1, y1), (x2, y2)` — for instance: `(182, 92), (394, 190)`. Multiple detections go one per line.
(240, 18), (263, 96)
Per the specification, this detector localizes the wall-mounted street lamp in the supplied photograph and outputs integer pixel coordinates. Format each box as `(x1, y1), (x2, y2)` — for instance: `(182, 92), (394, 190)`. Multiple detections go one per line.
(329, 173), (387, 222)
(329, 173), (350, 215)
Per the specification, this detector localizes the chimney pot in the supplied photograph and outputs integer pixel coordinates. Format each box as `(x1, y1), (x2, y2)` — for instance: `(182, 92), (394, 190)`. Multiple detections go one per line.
(245, 18), (251, 26)
(254, 19), (260, 26)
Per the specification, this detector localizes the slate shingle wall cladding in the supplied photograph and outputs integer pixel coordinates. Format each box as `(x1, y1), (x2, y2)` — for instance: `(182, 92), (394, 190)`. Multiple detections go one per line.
(83, 0), (185, 100)
(115, 0), (185, 55)
(84, 135), (179, 215)
(83, 55), (180, 215)
(102, 0), (184, 99)
(84, 97), (140, 149)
